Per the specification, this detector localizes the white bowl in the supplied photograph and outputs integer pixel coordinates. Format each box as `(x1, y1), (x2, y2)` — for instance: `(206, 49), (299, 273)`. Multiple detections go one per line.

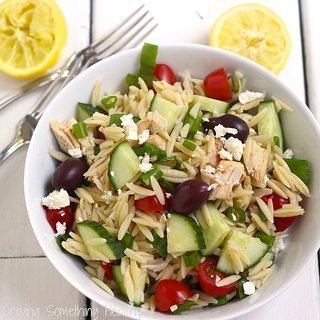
(24, 44), (320, 319)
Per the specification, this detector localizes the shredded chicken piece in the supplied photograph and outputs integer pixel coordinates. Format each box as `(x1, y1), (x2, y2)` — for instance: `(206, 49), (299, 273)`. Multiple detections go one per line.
(206, 137), (223, 167)
(147, 111), (167, 134)
(209, 160), (244, 200)
(50, 118), (81, 157)
(244, 139), (269, 183)
(147, 134), (166, 151)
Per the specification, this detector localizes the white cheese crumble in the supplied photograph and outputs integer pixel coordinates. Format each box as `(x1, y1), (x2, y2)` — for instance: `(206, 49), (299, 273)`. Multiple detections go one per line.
(207, 183), (218, 191)
(68, 148), (82, 158)
(110, 171), (115, 177)
(54, 222), (67, 237)
(120, 114), (138, 140)
(214, 124), (238, 138)
(165, 193), (172, 199)
(204, 164), (216, 175)
(202, 117), (209, 122)
(231, 213), (237, 222)
(138, 129), (150, 145)
(272, 238), (285, 254)
(243, 281), (256, 295)
(263, 175), (270, 184)
(170, 305), (178, 312)
(42, 189), (70, 210)
(218, 148), (233, 161)
(117, 189), (122, 195)
(283, 148), (294, 159)
(224, 137), (243, 161)
(139, 153), (153, 173)
(239, 90), (264, 104)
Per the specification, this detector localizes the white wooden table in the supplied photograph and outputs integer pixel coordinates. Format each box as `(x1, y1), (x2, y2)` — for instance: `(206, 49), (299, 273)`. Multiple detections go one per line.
(0, 0), (319, 319)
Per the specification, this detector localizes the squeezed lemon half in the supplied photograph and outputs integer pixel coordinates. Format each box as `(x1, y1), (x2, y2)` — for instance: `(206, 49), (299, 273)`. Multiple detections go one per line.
(0, 0), (67, 78)
(210, 3), (291, 74)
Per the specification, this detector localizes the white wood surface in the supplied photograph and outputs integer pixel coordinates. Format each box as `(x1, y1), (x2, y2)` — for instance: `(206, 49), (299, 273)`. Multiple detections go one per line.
(0, 0), (319, 319)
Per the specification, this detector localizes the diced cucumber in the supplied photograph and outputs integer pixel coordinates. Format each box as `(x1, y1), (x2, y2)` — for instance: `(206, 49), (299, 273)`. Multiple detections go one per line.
(112, 265), (147, 306)
(108, 141), (141, 190)
(76, 102), (106, 122)
(77, 221), (124, 260)
(149, 94), (181, 133)
(183, 105), (203, 139)
(167, 213), (206, 253)
(196, 203), (230, 256)
(284, 158), (310, 184)
(217, 230), (268, 275)
(258, 100), (284, 150)
(193, 95), (230, 115)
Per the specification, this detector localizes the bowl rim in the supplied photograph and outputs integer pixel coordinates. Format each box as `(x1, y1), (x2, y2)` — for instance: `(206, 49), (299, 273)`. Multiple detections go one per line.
(24, 43), (320, 319)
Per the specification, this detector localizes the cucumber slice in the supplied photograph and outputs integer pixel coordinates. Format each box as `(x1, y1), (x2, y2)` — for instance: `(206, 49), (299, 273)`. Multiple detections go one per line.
(112, 265), (147, 306)
(76, 102), (107, 122)
(263, 251), (276, 264)
(193, 95), (230, 115)
(284, 158), (310, 184)
(149, 94), (181, 133)
(108, 141), (140, 190)
(167, 213), (206, 253)
(217, 230), (268, 275)
(77, 221), (124, 260)
(258, 100), (284, 150)
(196, 203), (230, 256)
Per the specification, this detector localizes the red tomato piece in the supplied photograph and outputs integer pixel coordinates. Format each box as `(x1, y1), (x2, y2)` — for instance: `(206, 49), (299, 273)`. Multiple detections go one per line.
(100, 262), (114, 280)
(154, 64), (177, 85)
(97, 126), (105, 140)
(155, 279), (193, 312)
(261, 193), (297, 232)
(134, 189), (168, 213)
(44, 205), (74, 232)
(198, 257), (237, 297)
(203, 67), (232, 101)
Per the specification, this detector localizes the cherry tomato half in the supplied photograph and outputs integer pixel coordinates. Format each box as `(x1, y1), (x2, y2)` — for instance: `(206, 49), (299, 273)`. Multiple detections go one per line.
(203, 68), (232, 101)
(154, 64), (177, 85)
(44, 205), (75, 232)
(100, 262), (114, 280)
(198, 257), (237, 297)
(155, 279), (193, 312)
(261, 193), (297, 232)
(134, 189), (168, 213)
(96, 126), (105, 140)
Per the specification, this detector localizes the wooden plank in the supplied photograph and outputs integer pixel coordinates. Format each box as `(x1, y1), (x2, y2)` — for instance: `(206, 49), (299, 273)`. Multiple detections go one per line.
(0, 0), (91, 258)
(0, 257), (87, 319)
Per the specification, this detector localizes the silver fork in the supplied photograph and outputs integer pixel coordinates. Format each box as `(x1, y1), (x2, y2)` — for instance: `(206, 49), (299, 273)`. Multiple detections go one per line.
(0, 6), (157, 165)
(0, 4), (157, 112)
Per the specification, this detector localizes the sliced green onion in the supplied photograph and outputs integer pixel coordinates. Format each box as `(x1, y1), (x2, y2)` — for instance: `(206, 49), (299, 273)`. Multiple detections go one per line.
(140, 165), (163, 186)
(126, 73), (139, 87)
(228, 75), (240, 93)
(140, 43), (158, 69)
(146, 230), (167, 258)
(183, 251), (201, 267)
(172, 300), (198, 314)
(72, 122), (88, 138)
(109, 113), (123, 127)
(94, 146), (100, 156)
(183, 104), (203, 139)
(145, 142), (167, 159)
(56, 233), (69, 253)
(258, 207), (268, 222)
(183, 139), (197, 151)
(224, 206), (246, 223)
(173, 156), (183, 170)
(236, 278), (248, 299)
(132, 145), (146, 157)
(210, 295), (228, 307)
(133, 116), (140, 123)
(256, 231), (276, 248)
(101, 96), (118, 111)
(160, 178), (175, 192)
(121, 233), (134, 249)
(284, 158), (310, 184)
(273, 136), (280, 147)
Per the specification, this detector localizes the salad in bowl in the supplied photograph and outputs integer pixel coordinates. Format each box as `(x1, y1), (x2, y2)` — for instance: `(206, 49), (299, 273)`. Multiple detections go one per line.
(25, 44), (318, 319)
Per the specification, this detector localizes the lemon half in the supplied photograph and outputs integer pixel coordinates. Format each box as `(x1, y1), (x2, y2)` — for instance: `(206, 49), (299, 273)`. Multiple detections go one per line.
(0, 0), (67, 78)
(210, 3), (291, 74)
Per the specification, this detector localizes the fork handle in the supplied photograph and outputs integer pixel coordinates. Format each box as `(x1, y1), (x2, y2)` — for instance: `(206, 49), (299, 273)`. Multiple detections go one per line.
(0, 138), (28, 166)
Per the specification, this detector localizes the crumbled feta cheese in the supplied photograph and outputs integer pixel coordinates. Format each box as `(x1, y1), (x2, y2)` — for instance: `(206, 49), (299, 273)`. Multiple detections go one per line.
(139, 153), (153, 173)
(207, 183), (218, 191)
(231, 213), (237, 222)
(239, 90), (264, 104)
(283, 149), (294, 159)
(263, 175), (270, 184)
(54, 222), (67, 237)
(68, 148), (82, 158)
(77, 217), (83, 222)
(170, 305), (178, 312)
(204, 165), (216, 175)
(214, 124), (238, 138)
(243, 281), (256, 295)
(117, 189), (122, 195)
(165, 193), (172, 199)
(138, 129), (150, 145)
(120, 114), (138, 140)
(224, 137), (243, 161)
(272, 238), (285, 254)
(202, 117), (209, 122)
(110, 171), (115, 177)
(106, 191), (112, 196)
(218, 148), (233, 161)
(42, 189), (70, 210)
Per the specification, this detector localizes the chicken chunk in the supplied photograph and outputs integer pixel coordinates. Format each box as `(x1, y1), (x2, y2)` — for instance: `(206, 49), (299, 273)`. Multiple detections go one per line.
(243, 138), (268, 183)
(147, 111), (168, 134)
(206, 137), (223, 167)
(147, 134), (166, 151)
(209, 160), (244, 200)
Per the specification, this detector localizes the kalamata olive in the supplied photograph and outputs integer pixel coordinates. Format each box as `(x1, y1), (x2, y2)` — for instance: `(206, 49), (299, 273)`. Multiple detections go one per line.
(52, 158), (88, 191)
(169, 179), (210, 214)
(202, 114), (249, 142)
